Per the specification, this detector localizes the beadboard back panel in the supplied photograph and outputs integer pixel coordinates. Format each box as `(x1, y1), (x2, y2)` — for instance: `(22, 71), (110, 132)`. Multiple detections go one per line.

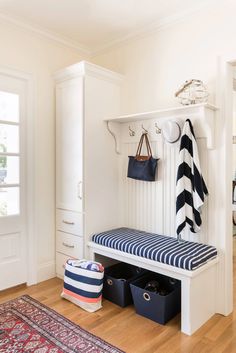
(118, 121), (209, 243)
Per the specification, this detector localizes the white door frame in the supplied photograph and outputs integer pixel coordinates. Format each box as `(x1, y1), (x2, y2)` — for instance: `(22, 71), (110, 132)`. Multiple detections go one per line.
(215, 56), (236, 315)
(0, 66), (37, 286)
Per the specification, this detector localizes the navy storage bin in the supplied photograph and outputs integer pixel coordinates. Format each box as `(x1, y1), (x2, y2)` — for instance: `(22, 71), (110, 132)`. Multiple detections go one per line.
(130, 272), (181, 324)
(103, 262), (146, 307)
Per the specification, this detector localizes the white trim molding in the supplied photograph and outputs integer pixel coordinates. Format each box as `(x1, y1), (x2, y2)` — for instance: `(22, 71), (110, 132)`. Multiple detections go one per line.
(0, 12), (91, 56)
(214, 55), (235, 316)
(37, 260), (56, 283)
(54, 61), (124, 83)
(90, 0), (217, 56)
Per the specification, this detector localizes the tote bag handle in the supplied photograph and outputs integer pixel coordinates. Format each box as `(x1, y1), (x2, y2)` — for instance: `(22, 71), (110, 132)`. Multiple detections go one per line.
(136, 133), (153, 159)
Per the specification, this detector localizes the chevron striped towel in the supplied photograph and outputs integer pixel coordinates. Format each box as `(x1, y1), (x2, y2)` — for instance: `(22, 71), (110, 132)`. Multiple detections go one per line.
(61, 259), (104, 312)
(176, 119), (208, 239)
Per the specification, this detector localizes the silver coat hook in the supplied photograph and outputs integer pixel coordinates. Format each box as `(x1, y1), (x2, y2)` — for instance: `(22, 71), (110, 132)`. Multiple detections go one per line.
(128, 126), (135, 137)
(155, 123), (161, 134)
(141, 124), (148, 133)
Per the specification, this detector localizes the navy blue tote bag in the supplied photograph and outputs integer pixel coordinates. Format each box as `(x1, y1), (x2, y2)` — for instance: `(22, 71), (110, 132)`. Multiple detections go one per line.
(127, 133), (158, 182)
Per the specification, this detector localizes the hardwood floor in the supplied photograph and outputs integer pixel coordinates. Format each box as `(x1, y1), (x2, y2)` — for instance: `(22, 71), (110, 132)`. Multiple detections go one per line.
(1, 241), (236, 353)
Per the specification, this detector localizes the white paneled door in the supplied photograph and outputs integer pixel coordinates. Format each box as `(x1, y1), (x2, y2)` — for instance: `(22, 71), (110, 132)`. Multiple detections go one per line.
(0, 74), (27, 290)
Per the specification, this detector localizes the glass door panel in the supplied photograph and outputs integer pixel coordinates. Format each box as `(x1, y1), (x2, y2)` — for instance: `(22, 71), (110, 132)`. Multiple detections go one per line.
(0, 156), (19, 184)
(0, 124), (19, 153)
(0, 91), (19, 122)
(0, 187), (19, 216)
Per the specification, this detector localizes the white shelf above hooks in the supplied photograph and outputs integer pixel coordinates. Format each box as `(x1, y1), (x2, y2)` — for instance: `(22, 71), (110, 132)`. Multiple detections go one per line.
(104, 103), (218, 154)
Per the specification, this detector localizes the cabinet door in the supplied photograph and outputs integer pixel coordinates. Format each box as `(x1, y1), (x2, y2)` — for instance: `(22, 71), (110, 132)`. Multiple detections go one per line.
(56, 77), (83, 212)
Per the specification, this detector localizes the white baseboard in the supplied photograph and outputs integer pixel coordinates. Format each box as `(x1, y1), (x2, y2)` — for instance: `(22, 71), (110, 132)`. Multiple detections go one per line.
(37, 260), (56, 283)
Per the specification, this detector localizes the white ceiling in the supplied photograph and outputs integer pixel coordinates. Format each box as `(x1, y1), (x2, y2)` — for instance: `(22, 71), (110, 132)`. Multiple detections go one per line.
(0, 0), (214, 55)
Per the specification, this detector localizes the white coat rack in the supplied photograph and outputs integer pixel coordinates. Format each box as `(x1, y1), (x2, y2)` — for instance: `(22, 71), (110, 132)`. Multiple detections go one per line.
(104, 103), (218, 154)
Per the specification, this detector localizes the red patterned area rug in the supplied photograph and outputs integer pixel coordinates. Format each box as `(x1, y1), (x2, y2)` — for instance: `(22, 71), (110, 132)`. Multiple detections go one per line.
(0, 295), (124, 353)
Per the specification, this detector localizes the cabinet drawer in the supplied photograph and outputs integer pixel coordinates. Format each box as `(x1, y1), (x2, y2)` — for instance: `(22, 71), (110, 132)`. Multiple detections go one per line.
(56, 252), (77, 279)
(56, 209), (83, 236)
(56, 231), (84, 258)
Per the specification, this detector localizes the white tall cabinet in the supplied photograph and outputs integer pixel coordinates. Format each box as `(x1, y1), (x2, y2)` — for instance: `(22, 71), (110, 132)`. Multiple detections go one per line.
(54, 61), (122, 278)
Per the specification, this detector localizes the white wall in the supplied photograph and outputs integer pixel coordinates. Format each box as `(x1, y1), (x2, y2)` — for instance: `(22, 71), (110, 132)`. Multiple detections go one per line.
(0, 19), (85, 282)
(92, 0), (236, 315)
(92, 0), (236, 113)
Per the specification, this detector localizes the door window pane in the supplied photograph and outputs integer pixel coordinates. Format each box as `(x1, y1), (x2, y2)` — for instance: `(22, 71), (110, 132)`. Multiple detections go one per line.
(0, 187), (19, 216)
(0, 156), (19, 184)
(0, 91), (19, 123)
(0, 124), (19, 153)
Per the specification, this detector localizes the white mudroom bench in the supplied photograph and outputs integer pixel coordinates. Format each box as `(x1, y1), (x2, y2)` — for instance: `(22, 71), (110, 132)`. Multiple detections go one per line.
(88, 227), (219, 335)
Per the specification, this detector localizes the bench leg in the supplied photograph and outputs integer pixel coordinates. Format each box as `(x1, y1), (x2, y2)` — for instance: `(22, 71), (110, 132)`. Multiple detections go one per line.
(181, 265), (217, 335)
(88, 247), (96, 261)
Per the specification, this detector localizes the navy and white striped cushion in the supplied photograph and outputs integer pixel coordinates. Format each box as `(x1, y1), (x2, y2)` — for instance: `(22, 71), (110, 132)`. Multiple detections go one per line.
(92, 228), (217, 271)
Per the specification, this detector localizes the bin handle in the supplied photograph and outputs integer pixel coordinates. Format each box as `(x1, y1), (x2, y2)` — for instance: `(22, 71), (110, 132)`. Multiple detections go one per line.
(143, 292), (151, 301)
(107, 279), (113, 286)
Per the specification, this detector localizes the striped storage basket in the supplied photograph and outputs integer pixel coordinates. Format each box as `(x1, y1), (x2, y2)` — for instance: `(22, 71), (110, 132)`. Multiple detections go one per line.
(61, 259), (104, 313)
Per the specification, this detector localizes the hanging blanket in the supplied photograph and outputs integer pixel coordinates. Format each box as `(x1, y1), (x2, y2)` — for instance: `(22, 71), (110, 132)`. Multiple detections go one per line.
(176, 119), (208, 238)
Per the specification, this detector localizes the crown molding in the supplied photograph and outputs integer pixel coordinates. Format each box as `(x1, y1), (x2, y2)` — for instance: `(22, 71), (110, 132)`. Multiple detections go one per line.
(54, 60), (124, 83)
(0, 0), (216, 58)
(90, 0), (216, 57)
(0, 12), (91, 56)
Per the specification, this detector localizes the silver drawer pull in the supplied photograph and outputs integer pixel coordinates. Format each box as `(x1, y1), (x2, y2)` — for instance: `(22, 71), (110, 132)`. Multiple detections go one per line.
(78, 181), (83, 200)
(62, 220), (75, 225)
(62, 242), (75, 249)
